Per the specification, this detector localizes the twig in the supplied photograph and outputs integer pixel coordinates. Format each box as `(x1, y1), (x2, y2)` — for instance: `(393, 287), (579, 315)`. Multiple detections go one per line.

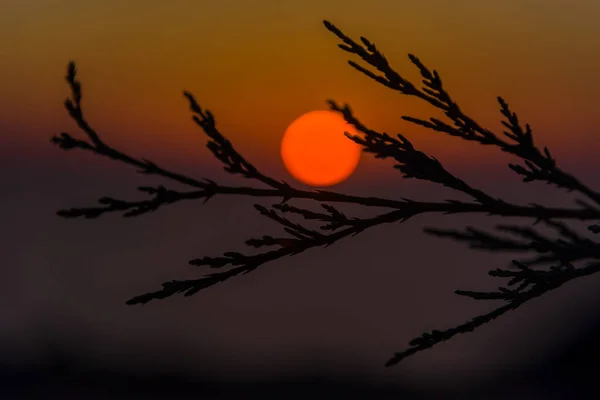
(323, 20), (600, 206)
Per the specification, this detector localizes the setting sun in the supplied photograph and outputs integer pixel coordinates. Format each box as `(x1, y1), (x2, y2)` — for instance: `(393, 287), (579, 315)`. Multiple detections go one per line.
(281, 110), (361, 187)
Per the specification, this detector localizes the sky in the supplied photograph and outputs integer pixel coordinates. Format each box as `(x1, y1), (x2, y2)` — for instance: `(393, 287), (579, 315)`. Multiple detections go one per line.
(3, 0), (600, 397)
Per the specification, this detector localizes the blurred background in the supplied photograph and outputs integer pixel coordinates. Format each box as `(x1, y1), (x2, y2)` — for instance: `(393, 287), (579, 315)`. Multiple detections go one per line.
(2, 0), (600, 397)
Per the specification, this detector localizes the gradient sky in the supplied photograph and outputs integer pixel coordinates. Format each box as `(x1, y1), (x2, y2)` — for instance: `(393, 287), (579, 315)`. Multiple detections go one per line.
(3, 0), (600, 169)
(3, 0), (600, 395)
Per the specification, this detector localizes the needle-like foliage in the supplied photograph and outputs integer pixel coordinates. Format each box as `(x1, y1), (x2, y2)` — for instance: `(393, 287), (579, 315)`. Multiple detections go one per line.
(51, 20), (600, 367)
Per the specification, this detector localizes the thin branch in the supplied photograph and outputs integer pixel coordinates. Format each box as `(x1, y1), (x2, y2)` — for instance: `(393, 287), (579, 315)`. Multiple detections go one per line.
(328, 99), (501, 205)
(52, 62), (413, 211)
(323, 20), (600, 206)
(126, 206), (408, 304)
(425, 218), (600, 267)
(386, 260), (600, 366)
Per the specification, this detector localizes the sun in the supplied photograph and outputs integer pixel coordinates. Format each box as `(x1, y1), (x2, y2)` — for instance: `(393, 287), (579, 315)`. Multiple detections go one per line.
(281, 110), (361, 187)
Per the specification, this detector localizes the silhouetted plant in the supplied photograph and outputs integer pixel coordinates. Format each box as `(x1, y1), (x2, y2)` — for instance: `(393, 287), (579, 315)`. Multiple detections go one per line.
(51, 20), (600, 367)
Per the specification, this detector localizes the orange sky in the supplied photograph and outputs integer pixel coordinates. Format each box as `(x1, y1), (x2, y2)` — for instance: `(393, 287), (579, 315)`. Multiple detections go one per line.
(2, 0), (600, 184)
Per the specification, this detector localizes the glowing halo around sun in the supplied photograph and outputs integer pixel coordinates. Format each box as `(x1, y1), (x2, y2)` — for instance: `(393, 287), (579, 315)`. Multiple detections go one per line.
(280, 110), (361, 187)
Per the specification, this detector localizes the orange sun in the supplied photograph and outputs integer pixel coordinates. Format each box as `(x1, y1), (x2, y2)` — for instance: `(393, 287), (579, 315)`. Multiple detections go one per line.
(281, 110), (361, 187)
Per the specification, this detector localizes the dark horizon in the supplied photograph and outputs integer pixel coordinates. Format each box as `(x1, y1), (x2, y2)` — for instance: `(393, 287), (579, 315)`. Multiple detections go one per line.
(3, 313), (600, 399)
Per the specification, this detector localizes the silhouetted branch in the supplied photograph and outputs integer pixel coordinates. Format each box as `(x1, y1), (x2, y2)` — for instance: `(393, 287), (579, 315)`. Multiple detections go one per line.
(328, 100), (501, 205)
(126, 206), (409, 305)
(323, 20), (600, 206)
(52, 21), (600, 369)
(425, 219), (600, 266)
(52, 63), (420, 211)
(386, 259), (600, 366)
